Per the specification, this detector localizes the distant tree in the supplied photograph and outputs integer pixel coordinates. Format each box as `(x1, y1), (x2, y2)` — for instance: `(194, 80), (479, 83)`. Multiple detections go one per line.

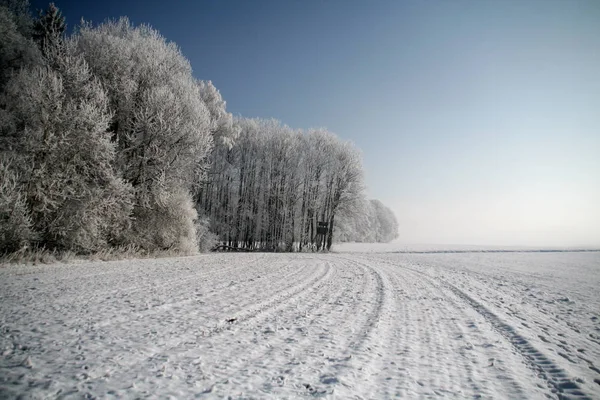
(197, 117), (367, 252)
(323, 140), (365, 249)
(370, 199), (399, 242)
(32, 2), (65, 54)
(334, 199), (399, 243)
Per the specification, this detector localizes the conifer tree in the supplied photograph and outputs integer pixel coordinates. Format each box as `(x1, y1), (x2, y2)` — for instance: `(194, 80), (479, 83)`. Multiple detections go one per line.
(32, 2), (65, 54)
(0, 1), (40, 91)
(0, 0), (33, 37)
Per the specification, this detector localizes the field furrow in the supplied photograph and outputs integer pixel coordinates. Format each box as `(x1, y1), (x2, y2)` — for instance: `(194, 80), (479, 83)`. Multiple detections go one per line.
(1, 251), (598, 399)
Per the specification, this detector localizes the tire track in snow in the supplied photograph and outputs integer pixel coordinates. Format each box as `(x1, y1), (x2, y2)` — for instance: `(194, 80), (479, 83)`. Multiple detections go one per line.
(249, 254), (392, 398)
(424, 258), (600, 396)
(320, 255), (399, 398)
(207, 259), (334, 335)
(394, 265), (532, 398)
(366, 254), (593, 400)
(445, 282), (591, 400)
(375, 262), (479, 398)
(343, 254), (529, 399)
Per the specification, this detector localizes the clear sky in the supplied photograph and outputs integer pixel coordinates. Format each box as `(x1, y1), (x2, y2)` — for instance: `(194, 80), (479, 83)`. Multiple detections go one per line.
(31, 0), (600, 247)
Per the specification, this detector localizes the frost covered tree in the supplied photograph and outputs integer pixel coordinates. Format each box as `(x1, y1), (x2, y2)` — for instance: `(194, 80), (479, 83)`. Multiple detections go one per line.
(0, 0), (33, 36)
(1, 4), (387, 256)
(74, 18), (214, 252)
(0, 1), (40, 92)
(32, 2), (65, 53)
(370, 199), (399, 242)
(323, 140), (365, 249)
(293, 129), (365, 251)
(335, 199), (399, 243)
(0, 159), (36, 253)
(0, 40), (132, 252)
(197, 118), (366, 251)
(0, 0), (38, 253)
(75, 18), (213, 192)
(193, 79), (239, 220)
(197, 80), (239, 149)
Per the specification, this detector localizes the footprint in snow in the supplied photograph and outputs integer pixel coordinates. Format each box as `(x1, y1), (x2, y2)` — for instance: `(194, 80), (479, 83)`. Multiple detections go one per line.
(303, 383), (327, 396)
(272, 375), (285, 386)
(320, 375), (339, 385)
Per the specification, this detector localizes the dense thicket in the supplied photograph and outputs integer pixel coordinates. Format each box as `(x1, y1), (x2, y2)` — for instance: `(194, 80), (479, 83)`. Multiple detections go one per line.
(0, 1), (398, 256)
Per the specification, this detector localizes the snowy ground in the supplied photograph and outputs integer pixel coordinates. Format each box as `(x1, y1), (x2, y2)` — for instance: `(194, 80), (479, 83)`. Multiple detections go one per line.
(1, 251), (599, 399)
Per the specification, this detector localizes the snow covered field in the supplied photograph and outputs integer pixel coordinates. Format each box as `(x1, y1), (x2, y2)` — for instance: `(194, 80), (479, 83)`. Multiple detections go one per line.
(1, 251), (599, 399)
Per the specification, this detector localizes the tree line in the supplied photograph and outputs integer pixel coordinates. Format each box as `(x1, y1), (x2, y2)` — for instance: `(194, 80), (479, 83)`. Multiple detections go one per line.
(0, 1), (398, 256)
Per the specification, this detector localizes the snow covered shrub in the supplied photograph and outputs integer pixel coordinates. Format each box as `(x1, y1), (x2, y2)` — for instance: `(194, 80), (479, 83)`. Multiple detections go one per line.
(195, 215), (218, 252)
(129, 188), (199, 254)
(52, 176), (133, 252)
(0, 160), (36, 253)
(1, 42), (132, 252)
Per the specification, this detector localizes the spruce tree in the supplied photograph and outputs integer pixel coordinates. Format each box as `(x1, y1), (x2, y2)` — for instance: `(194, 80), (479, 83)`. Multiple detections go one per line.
(0, 0), (33, 37)
(32, 2), (65, 53)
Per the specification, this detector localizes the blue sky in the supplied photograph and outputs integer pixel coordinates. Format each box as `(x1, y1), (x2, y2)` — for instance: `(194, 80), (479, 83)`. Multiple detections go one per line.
(32, 0), (600, 246)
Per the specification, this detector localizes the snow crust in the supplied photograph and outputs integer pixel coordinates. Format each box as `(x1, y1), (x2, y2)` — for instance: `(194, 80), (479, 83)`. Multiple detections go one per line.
(1, 251), (599, 398)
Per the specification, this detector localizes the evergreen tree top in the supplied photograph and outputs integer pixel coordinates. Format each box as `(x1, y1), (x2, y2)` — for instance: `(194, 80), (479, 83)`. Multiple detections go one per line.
(33, 2), (66, 47)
